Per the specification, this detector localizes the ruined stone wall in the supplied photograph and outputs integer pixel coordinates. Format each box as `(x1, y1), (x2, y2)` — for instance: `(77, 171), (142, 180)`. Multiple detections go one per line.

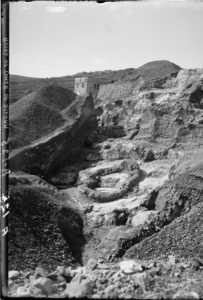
(97, 81), (136, 104)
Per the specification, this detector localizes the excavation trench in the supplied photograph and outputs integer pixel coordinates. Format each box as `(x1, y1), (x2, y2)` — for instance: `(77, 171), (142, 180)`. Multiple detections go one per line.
(52, 131), (178, 265)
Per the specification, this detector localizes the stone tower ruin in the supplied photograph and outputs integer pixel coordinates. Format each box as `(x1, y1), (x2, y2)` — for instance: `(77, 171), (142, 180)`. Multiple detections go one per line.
(74, 77), (99, 96)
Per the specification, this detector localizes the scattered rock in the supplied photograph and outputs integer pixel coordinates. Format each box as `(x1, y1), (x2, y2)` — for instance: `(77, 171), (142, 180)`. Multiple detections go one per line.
(9, 270), (20, 280)
(132, 271), (150, 292)
(104, 284), (117, 296)
(46, 271), (60, 281)
(31, 277), (56, 296)
(34, 267), (47, 278)
(29, 286), (47, 297)
(56, 266), (71, 278)
(119, 260), (143, 274)
(61, 273), (93, 298)
(148, 266), (161, 277)
(193, 257), (203, 269)
(168, 255), (176, 265)
(172, 290), (200, 299)
(130, 210), (158, 227)
(14, 286), (32, 297)
(85, 258), (98, 272)
(8, 256), (203, 299)
(8, 280), (15, 289)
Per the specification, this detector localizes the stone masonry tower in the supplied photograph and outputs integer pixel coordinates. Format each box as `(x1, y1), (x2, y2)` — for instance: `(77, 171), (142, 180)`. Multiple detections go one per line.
(74, 77), (99, 96)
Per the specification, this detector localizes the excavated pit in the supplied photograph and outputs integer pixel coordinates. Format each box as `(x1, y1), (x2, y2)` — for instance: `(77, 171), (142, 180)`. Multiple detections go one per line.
(55, 135), (203, 265)
(51, 131), (175, 264)
(9, 65), (203, 273)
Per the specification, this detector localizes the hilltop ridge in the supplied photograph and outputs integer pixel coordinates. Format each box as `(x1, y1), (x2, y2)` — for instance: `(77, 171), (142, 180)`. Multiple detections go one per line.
(10, 60), (181, 104)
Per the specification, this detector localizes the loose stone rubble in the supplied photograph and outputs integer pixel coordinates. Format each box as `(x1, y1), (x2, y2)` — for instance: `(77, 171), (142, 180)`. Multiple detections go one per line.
(8, 257), (202, 299)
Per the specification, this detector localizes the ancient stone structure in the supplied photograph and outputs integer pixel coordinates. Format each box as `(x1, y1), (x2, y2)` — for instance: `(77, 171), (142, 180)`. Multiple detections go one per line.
(74, 77), (99, 96)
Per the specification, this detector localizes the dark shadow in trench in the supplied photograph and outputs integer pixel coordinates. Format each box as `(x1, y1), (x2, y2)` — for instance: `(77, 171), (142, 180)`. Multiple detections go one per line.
(57, 206), (85, 265)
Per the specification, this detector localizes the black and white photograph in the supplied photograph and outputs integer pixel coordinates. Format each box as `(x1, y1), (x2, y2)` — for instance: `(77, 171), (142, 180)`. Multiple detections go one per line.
(1, 0), (203, 298)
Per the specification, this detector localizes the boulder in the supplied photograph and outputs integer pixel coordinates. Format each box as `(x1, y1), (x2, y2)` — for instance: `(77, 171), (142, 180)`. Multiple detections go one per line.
(130, 210), (158, 227)
(61, 273), (94, 298)
(8, 270), (20, 280)
(119, 260), (143, 274)
(56, 266), (71, 278)
(132, 271), (150, 292)
(34, 267), (47, 279)
(139, 176), (168, 194)
(84, 258), (98, 272)
(172, 290), (200, 300)
(13, 286), (32, 297)
(30, 277), (56, 296)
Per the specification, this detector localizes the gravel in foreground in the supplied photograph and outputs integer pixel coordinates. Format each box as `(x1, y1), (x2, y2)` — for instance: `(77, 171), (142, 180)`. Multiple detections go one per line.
(8, 256), (203, 299)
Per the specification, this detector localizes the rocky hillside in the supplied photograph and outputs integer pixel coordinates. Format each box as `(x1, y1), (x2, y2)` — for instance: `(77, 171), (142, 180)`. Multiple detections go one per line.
(9, 85), (76, 150)
(9, 70), (127, 104)
(9, 85), (97, 178)
(8, 61), (203, 299)
(9, 173), (84, 271)
(10, 60), (181, 104)
(96, 69), (203, 159)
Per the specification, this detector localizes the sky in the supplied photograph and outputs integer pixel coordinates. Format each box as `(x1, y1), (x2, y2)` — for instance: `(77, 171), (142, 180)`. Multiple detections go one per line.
(10, 1), (203, 78)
